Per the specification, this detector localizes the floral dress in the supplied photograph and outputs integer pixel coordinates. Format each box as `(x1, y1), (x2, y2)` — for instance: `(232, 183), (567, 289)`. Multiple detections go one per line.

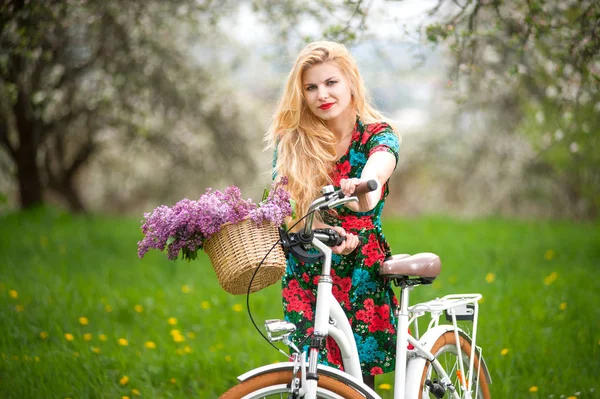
(280, 118), (401, 376)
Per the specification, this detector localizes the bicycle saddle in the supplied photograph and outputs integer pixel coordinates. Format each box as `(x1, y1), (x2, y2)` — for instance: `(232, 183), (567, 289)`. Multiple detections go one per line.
(380, 253), (441, 279)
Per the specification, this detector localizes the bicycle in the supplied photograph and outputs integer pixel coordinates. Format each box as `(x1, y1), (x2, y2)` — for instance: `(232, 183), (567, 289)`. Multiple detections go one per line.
(220, 180), (492, 398)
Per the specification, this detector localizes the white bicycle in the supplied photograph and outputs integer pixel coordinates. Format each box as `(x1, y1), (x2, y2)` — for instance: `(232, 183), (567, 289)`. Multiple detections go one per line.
(221, 181), (492, 399)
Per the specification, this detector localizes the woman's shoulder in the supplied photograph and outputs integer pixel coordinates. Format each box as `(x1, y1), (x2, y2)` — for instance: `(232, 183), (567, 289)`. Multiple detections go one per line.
(362, 120), (394, 135)
(356, 119), (397, 146)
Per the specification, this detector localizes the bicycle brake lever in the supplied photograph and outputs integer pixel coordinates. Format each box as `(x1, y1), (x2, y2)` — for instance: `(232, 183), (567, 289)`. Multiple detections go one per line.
(319, 196), (358, 210)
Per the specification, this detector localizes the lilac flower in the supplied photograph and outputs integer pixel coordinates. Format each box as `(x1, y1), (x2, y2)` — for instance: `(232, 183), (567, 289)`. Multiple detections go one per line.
(137, 179), (293, 261)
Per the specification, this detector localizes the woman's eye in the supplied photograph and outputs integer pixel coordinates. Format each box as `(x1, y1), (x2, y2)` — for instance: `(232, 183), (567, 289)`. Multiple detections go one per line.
(327, 81), (337, 85)
(305, 86), (316, 91)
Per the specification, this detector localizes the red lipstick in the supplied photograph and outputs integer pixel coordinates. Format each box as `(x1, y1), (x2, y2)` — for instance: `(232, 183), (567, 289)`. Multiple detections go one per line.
(319, 103), (334, 110)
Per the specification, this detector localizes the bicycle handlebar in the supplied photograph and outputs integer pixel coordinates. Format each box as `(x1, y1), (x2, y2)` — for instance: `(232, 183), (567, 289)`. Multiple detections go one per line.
(300, 179), (378, 244)
(349, 179), (378, 197)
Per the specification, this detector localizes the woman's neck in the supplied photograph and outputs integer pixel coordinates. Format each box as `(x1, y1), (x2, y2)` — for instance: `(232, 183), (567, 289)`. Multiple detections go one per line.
(326, 109), (356, 141)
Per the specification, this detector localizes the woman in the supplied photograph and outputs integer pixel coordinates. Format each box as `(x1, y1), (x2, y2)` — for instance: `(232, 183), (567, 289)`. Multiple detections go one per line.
(265, 41), (401, 389)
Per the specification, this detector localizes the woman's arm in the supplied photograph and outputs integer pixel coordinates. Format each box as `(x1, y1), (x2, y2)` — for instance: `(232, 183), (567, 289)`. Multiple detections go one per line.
(340, 151), (397, 212)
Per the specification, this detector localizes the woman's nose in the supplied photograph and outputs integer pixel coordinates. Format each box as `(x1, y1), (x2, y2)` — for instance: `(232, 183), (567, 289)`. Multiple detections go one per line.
(317, 86), (329, 100)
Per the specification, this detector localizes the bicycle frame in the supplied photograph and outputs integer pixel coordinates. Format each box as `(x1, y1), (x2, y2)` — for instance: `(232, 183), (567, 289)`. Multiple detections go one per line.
(234, 185), (490, 398)
(301, 237), (487, 399)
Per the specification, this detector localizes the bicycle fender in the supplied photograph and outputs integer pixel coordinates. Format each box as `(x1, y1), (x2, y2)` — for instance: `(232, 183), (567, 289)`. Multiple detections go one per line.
(235, 362), (382, 399)
(405, 325), (492, 398)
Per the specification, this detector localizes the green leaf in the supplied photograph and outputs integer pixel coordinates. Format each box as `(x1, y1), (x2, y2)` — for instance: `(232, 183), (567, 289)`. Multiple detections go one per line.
(167, 236), (175, 245)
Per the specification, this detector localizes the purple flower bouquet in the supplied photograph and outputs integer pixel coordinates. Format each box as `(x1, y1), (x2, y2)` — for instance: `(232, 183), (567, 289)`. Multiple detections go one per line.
(137, 178), (293, 262)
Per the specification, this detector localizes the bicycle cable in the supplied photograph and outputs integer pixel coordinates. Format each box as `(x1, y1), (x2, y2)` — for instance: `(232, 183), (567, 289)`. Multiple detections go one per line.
(245, 209), (318, 356)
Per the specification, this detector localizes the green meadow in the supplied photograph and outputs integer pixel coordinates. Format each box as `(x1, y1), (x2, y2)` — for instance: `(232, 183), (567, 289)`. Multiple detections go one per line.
(1, 207), (598, 398)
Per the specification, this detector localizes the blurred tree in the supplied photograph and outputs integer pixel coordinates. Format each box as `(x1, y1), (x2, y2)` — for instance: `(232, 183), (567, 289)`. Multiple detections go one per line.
(0, 0), (255, 212)
(0, 0), (379, 213)
(251, 0), (370, 44)
(422, 0), (600, 217)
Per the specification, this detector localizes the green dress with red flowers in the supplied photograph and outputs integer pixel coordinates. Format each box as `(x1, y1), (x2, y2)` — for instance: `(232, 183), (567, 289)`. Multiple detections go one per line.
(279, 118), (401, 376)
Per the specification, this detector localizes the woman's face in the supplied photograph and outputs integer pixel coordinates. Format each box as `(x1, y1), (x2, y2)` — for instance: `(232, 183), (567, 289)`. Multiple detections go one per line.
(302, 61), (353, 123)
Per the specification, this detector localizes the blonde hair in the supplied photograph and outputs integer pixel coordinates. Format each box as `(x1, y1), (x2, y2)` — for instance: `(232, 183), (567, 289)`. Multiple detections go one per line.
(265, 41), (398, 228)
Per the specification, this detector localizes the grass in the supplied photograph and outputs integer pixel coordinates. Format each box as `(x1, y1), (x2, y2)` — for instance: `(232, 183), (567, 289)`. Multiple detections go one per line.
(0, 206), (598, 398)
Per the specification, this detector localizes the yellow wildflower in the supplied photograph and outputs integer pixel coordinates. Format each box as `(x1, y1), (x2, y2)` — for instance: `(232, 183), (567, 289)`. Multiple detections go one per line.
(120, 375), (129, 385)
(559, 302), (567, 310)
(181, 285), (191, 293)
(73, 352), (80, 357)
(529, 386), (538, 392)
(184, 345), (192, 353)
(232, 304), (243, 312)
(378, 383), (392, 390)
(99, 334), (107, 341)
(64, 333), (74, 341)
(9, 290), (18, 299)
(78, 317), (89, 325)
(224, 355), (232, 362)
(167, 317), (177, 325)
(144, 341), (156, 349)
(118, 338), (129, 346)
(131, 389), (141, 396)
(544, 249), (555, 260)
(122, 397), (130, 399)
(501, 348), (509, 356)
(83, 333), (93, 341)
(170, 378), (177, 384)
(40, 331), (48, 340)
(173, 334), (185, 343)
(201, 301), (210, 309)
(170, 329), (185, 342)
(91, 347), (101, 354)
(544, 272), (558, 285)
(485, 273), (496, 283)
(134, 305), (143, 313)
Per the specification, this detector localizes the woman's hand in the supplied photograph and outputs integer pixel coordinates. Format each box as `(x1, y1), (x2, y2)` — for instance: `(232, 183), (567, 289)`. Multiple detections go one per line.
(330, 226), (359, 255)
(339, 178), (363, 198)
(339, 177), (379, 212)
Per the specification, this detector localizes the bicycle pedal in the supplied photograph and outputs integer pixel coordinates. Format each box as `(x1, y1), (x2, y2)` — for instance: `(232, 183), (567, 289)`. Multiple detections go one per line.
(425, 379), (446, 398)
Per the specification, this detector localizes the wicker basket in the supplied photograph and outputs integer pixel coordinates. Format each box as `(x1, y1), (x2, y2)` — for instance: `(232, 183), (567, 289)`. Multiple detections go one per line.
(203, 218), (287, 295)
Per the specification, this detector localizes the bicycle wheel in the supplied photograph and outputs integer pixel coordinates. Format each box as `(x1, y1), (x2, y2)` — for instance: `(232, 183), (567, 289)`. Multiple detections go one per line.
(418, 332), (491, 399)
(220, 370), (367, 398)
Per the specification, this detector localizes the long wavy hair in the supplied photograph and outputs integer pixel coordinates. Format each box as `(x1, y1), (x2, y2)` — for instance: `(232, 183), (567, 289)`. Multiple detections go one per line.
(265, 41), (399, 228)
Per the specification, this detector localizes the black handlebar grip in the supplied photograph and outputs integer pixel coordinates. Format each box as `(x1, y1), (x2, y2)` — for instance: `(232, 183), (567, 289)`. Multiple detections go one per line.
(338, 234), (367, 246)
(353, 179), (378, 196)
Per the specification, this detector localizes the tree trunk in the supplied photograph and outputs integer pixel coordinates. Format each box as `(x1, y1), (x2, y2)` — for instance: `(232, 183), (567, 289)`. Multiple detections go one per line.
(15, 135), (43, 208)
(14, 90), (43, 209)
(59, 179), (86, 213)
